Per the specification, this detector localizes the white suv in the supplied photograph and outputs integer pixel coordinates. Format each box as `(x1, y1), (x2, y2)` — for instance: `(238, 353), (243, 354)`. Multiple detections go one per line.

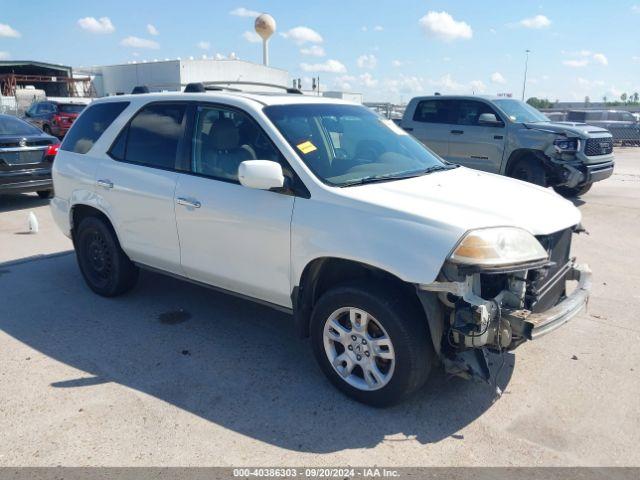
(51, 86), (591, 406)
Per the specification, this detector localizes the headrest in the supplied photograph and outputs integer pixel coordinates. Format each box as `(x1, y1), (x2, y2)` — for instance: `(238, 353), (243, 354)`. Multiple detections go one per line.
(209, 118), (239, 150)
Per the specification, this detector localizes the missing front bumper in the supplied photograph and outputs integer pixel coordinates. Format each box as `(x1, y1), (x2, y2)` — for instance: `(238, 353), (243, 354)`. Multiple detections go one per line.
(504, 264), (592, 340)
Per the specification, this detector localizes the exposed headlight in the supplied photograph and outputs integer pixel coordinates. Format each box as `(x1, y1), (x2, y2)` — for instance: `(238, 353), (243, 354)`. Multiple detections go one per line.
(450, 227), (548, 267)
(553, 137), (580, 153)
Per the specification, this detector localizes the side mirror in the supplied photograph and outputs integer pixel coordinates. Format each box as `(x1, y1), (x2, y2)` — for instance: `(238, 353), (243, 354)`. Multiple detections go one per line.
(478, 113), (503, 126)
(238, 160), (285, 191)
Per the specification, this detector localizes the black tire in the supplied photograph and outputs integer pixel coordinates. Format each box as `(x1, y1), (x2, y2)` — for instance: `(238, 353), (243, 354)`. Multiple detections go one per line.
(553, 182), (593, 198)
(508, 156), (547, 187)
(310, 281), (435, 407)
(75, 216), (138, 297)
(42, 125), (52, 135)
(36, 190), (53, 199)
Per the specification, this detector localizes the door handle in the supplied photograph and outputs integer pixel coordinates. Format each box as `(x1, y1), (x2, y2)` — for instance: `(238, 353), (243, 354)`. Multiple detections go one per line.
(494, 135), (504, 140)
(176, 197), (201, 208)
(451, 130), (464, 135)
(96, 179), (113, 189)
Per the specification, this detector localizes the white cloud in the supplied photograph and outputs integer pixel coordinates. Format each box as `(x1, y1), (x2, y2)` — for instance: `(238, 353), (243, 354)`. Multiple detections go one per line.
(469, 80), (486, 93)
(373, 25), (384, 31)
(391, 60), (403, 67)
(359, 73), (378, 88)
(281, 26), (323, 45)
(242, 31), (262, 43)
(419, 11), (472, 42)
(519, 15), (551, 29)
(632, 5), (640, 13)
(300, 45), (325, 57)
(0, 51), (10, 60)
(197, 41), (211, 50)
(0, 23), (20, 38)
(77, 17), (115, 34)
(300, 59), (346, 73)
(563, 59), (589, 68)
(577, 77), (605, 88)
(229, 7), (260, 17)
(384, 75), (425, 94)
(489, 28), (497, 34)
(120, 36), (159, 49)
(357, 54), (377, 69)
(147, 24), (159, 36)
(633, 56), (640, 63)
(491, 72), (506, 84)
(592, 53), (608, 65)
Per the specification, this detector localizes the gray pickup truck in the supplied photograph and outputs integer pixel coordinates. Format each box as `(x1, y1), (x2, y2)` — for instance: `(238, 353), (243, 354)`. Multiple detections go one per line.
(400, 96), (615, 197)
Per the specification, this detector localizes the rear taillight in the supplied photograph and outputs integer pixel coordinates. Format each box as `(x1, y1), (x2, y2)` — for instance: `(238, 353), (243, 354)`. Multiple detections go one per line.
(46, 144), (60, 158)
(52, 114), (62, 125)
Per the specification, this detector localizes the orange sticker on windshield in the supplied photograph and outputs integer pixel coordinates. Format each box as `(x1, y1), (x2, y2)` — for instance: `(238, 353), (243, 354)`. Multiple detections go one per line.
(296, 140), (317, 154)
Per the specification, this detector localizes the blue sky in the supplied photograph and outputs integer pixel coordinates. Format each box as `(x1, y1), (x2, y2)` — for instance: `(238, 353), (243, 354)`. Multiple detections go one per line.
(1, 0), (639, 102)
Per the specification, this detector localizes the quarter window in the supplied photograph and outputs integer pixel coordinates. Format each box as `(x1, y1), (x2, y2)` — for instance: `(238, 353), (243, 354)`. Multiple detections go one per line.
(191, 105), (282, 182)
(118, 103), (186, 169)
(60, 101), (129, 154)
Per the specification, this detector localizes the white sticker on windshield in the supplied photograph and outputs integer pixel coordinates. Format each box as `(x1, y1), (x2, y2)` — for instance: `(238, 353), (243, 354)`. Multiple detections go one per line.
(381, 118), (409, 136)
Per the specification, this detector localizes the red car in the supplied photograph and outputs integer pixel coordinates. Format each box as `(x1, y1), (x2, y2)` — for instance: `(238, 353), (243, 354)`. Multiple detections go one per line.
(23, 101), (87, 138)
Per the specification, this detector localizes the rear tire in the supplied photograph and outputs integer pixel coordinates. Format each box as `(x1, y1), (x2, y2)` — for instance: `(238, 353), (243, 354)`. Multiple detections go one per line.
(310, 281), (435, 407)
(554, 182), (593, 198)
(508, 156), (547, 187)
(75, 216), (138, 297)
(36, 190), (53, 199)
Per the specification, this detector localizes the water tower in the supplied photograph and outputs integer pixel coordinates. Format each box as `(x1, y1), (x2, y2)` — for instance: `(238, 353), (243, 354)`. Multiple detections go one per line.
(254, 13), (276, 66)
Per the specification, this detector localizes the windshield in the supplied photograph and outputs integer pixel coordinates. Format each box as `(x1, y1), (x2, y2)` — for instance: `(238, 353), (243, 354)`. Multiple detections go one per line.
(0, 115), (41, 135)
(264, 104), (448, 186)
(58, 104), (86, 114)
(493, 99), (549, 123)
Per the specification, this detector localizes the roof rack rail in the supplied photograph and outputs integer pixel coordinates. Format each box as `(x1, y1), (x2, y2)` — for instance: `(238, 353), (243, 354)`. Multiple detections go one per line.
(182, 81), (303, 95)
(131, 85), (150, 94)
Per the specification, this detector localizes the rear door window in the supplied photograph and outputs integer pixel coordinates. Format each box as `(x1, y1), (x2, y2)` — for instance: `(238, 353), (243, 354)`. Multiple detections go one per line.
(59, 104), (86, 114)
(114, 103), (186, 170)
(412, 100), (453, 124)
(60, 102), (129, 154)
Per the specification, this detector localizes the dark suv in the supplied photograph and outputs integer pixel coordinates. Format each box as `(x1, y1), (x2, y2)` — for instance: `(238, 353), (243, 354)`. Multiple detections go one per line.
(24, 101), (87, 138)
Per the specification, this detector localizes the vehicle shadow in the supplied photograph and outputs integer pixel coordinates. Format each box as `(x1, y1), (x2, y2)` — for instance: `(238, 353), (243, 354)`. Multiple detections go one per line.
(0, 253), (514, 453)
(0, 193), (49, 213)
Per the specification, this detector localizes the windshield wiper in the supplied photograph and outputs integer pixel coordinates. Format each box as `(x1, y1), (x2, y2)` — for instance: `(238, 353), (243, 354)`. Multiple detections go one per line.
(339, 164), (456, 187)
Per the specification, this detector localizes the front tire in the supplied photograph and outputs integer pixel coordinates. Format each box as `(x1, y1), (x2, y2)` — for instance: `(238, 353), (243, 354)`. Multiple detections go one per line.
(310, 282), (434, 407)
(75, 216), (139, 297)
(508, 156), (547, 187)
(554, 182), (593, 198)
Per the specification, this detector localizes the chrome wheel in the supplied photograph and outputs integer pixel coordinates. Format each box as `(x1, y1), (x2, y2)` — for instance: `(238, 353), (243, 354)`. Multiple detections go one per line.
(322, 307), (396, 391)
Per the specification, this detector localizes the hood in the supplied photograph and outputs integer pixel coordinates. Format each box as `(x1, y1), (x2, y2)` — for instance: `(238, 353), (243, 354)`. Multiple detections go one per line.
(523, 121), (610, 138)
(339, 167), (581, 236)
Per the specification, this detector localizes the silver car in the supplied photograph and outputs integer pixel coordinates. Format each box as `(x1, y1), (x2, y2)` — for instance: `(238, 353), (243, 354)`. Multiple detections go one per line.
(401, 96), (615, 197)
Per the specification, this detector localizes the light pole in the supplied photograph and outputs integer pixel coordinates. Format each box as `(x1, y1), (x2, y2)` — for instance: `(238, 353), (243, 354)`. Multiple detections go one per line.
(521, 49), (530, 101)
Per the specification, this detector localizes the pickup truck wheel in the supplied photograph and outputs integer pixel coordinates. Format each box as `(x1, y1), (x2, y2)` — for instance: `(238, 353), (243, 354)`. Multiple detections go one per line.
(553, 182), (593, 198)
(75, 216), (138, 297)
(508, 157), (547, 187)
(310, 282), (434, 407)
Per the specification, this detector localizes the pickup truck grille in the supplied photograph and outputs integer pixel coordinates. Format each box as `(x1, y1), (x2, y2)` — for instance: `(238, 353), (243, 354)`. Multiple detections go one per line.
(527, 228), (573, 313)
(584, 138), (613, 156)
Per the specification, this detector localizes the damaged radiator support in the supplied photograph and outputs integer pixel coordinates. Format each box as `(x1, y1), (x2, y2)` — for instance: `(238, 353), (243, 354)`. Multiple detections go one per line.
(418, 256), (588, 384)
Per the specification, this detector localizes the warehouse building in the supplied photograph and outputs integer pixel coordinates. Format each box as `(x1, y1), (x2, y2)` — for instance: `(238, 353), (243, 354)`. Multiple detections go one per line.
(77, 58), (289, 97)
(0, 60), (89, 97)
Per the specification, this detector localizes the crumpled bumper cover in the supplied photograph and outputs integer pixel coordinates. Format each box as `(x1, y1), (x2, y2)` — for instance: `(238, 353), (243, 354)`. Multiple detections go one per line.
(505, 263), (592, 340)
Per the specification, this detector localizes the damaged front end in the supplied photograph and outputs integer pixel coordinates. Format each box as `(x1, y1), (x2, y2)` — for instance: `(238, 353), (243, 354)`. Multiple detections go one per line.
(417, 226), (591, 384)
